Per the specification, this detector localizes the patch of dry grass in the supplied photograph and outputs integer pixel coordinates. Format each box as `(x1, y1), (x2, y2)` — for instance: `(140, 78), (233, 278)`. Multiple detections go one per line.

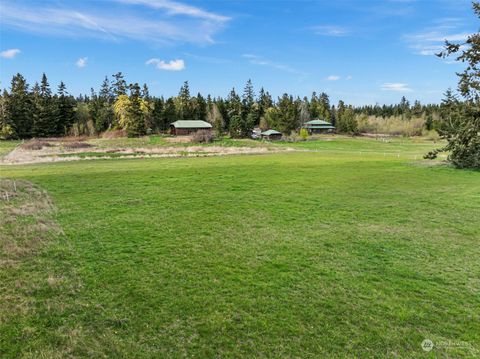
(62, 141), (92, 149)
(20, 140), (52, 151)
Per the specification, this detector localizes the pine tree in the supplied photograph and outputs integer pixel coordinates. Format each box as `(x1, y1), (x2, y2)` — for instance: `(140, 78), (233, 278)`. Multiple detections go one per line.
(95, 77), (115, 132)
(242, 79), (255, 109)
(277, 94), (299, 134)
(177, 81), (193, 121)
(32, 73), (56, 137)
(142, 83), (150, 100)
(8, 74), (33, 138)
(193, 93), (207, 122)
(54, 81), (75, 135)
(152, 97), (165, 131)
(163, 98), (177, 130)
(0, 89), (14, 138)
(126, 83), (146, 137)
(112, 72), (127, 97)
(425, 2), (480, 168)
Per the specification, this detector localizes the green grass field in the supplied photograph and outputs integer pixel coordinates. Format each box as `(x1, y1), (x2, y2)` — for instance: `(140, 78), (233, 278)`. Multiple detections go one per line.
(1, 138), (479, 358)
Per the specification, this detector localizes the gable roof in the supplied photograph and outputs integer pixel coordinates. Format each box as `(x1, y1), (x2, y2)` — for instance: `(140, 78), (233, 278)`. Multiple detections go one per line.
(171, 120), (212, 129)
(304, 119), (333, 126)
(261, 129), (282, 136)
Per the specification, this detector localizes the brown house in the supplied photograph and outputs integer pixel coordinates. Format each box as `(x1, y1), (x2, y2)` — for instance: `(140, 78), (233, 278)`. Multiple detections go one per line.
(170, 120), (213, 135)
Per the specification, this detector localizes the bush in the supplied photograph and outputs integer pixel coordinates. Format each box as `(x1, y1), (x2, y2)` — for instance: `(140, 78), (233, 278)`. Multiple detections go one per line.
(299, 128), (309, 140)
(191, 130), (214, 143)
(0, 124), (15, 139)
(20, 140), (52, 150)
(422, 129), (440, 142)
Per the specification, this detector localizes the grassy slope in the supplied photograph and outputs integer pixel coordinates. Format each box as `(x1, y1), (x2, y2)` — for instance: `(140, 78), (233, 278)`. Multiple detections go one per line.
(0, 140), (20, 157)
(0, 142), (479, 357)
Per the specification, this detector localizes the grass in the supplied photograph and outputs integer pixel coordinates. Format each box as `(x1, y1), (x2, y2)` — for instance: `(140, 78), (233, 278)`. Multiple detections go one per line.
(0, 140), (20, 157)
(0, 138), (478, 358)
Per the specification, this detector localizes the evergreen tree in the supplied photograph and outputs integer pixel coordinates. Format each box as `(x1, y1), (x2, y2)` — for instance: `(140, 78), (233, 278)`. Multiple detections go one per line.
(152, 97), (165, 131)
(242, 79), (255, 109)
(7, 73), (33, 138)
(0, 89), (14, 138)
(126, 83), (146, 137)
(100, 76), (113, 104)
(33, 73), (56, 137)
(425, 2), (480, 168)
(142, 83), (150, 100)
(258, 87), (273, 116)
(163, 98), (177, 130)
(277, 94), (299, 134)
(192, 93), (207, 122)
(176, 81), (193, 121)
(112, 72), (127, 97)
(54, 81), (75, 135)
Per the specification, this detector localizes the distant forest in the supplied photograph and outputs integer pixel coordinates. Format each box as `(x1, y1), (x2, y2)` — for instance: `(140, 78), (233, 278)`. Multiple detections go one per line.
(0, 72), (456, 139)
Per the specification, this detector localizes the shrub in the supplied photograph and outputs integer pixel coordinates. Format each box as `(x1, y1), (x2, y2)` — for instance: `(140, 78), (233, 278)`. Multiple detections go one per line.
(20, 140), (52, 151)
(191, 130), (214, 143)
(0, 124), (15, 139)
(422, 129), (440, 142)
(299, 128), (309, 140)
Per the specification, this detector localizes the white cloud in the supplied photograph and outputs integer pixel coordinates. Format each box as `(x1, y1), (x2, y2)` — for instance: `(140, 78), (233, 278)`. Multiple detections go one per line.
(1, 48), (21, 59)
(311, 25), (349, 37)
(242, 54), (304, 75)
(76, 57), (88, 68)
(0, 1), (230, 45)
(146, 58), (185, 71)
(115, 0), (230, 22)
(381, 83), (413, 92)
(346, 75), (353, 80)
(404, 18), (472, 56)
(326, 75), (340, 81)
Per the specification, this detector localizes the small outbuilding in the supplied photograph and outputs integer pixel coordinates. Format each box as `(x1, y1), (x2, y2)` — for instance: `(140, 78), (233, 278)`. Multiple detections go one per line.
(170, 120), (212, 135)
(303, 119), (335, 134)
(261, 129), (282, 141)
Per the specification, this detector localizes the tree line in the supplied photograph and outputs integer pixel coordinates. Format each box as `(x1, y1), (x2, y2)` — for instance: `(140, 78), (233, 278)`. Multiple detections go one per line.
(0, 73), (442, 140)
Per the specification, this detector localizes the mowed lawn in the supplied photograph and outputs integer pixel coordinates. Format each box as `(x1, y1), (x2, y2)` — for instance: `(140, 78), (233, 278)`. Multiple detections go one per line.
(1, 141), (479, 358)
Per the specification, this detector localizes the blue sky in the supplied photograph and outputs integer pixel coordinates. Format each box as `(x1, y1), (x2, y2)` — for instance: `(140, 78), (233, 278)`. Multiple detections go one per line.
(0, 0), (477, 105)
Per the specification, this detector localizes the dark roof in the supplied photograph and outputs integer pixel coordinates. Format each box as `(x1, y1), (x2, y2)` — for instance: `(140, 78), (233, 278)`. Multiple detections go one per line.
(171, 120), (212, 129)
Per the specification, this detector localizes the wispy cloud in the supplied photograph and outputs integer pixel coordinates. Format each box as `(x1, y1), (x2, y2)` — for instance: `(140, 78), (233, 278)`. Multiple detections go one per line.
(146, 58), (185, 71)
(0, 0), (230, 45)
(311, 25), (349, 37)
(1, 48), (21, 59)
(326, 75), (340, 81)
(115, 0), (230, 22)
(76, 57), (88, 68)
(242, 54), (304, 75)
(404, 18), (471, 55)
(381, 83), (412, 92)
